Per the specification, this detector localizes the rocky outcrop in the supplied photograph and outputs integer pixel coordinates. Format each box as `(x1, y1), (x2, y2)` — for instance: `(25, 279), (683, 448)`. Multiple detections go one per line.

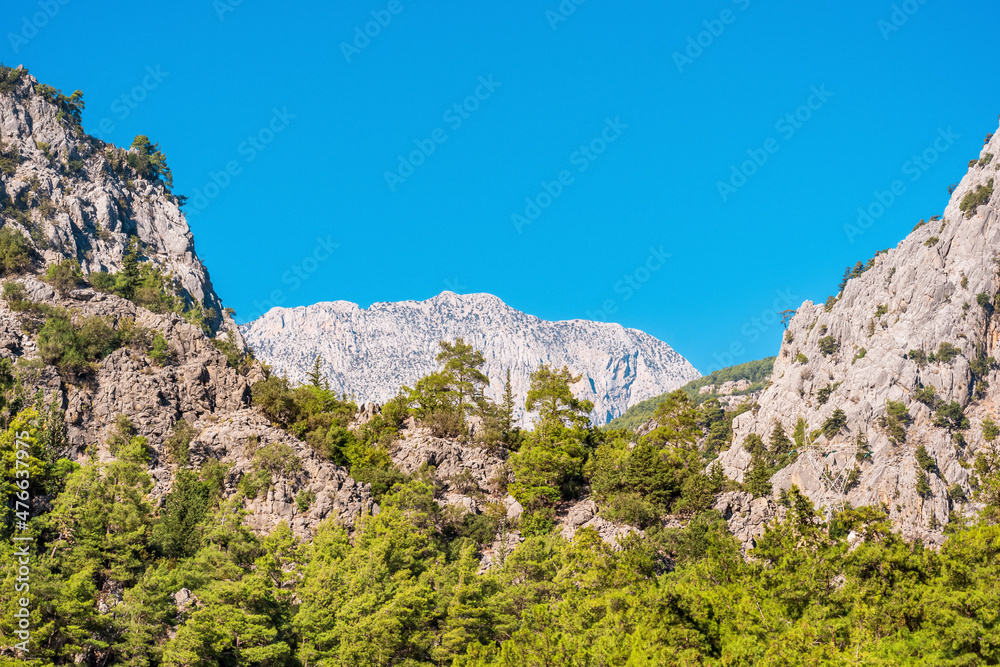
(718, 124), (1000, 544)
(0, 66), (235, 337)
(714, 491), (783, 552)
(240, 291), (700, 426)
(0, 280), (373, 538)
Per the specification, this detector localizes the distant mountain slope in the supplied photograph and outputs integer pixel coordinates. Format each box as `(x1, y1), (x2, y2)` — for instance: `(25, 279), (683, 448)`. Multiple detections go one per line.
(240, 291), (700, 426)
(607, 357), (775, 431)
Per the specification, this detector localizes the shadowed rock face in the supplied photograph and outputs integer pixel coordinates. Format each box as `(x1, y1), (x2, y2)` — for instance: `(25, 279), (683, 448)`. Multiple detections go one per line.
(240, 291), (701, 426)
(0, 66), (236, 338)
(718, 123), (1000, 545)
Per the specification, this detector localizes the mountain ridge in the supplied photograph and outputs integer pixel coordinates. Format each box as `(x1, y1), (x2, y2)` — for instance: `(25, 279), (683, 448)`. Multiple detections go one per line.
(241, 289), (701, 426)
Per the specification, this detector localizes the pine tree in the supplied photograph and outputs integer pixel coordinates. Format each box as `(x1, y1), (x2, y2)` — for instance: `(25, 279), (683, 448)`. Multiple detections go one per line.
(307, 354), (324, 388)
(500, 368), (516, 444)
(770, 422), (793, 456)
(118, 236), (142, 300)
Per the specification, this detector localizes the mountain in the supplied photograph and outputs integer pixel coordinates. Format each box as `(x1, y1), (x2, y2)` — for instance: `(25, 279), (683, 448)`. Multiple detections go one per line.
(240, 291), (701, 425)
(718, 123), (1000, 544)
(0, 65), (236, 337)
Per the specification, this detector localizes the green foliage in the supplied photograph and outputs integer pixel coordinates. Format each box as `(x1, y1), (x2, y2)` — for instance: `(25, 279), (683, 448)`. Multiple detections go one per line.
(0, 139), (20, 175)
(935, 401), (970, 431)
(960, 178), (994, 217)
(983, 417), (999, 442)
(0, 228), (33, 276)
(211, 331), (252, 373)
(915, 384), (938, 407)
(915, 444), (937, 472)
(149, 332), (170, 366)
(607, 358), (775, 430)
(0, 64), (25, 95)
(981, 153), (995, 166)
(44, 259), (83, 296)
(37, 312), (122, 377)
(924, 236), (940, 247)
(821, 408), (847, 438)
(881, 400), (912, 445)
(34, 83), (85, 129)
(936, 341), (962, 363)
(127, 135), (174, 188)
(817, 335), (839, 356)
(796, 351), (809, 364)
(296, 489), (316, 512)
(916, 467), (932, 498)
(164, 419), (198, 466)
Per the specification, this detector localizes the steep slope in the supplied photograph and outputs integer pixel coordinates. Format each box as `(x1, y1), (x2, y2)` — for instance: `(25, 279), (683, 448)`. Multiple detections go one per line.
(240, 291), (701, 426)
(718, 124), (1000, 543)
(0, 65), (234, 336)
(607, 357), (775, 431)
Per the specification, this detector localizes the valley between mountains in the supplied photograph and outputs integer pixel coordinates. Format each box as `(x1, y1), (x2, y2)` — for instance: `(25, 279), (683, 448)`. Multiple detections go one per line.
(2, 64), (1000, 664)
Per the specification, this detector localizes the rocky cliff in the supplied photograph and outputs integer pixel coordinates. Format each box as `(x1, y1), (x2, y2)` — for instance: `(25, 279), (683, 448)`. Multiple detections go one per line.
(240, 291), (701, 426)
(0, 65), (234, 336)
(1, 277), (374, 537)
(718, 123), (1000, 544)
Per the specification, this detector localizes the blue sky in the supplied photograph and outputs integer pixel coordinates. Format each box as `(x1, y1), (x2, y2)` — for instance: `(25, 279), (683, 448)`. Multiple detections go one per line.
(4, 0), (1000, 374)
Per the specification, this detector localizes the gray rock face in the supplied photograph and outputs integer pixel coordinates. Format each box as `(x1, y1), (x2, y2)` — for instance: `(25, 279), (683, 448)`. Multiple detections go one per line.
(0, 67), (235, 337)
(240, 291), (700, 426)
(718, 123), (1000, 544)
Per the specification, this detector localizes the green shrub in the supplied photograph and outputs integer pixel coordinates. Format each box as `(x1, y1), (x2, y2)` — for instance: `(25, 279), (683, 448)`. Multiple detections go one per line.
(853, 348), (867, 364)
(795, 352), (808, 364)
(981, 153), (995, 166)
(296, 489), (316, 512)
(881, 400), (911, 445)
(924, 237), (940, 247)
(0, 228), (33, 276)
(37, 313), (122, 376)
(816, 385), (833, 406)
(822, 409), (847, 438)
(916, 468), (932, 498)
(0, 141), (19, 175)
(2, 281), (28, 310)
(915, 444), (937, 472)
(960, 179), (994, 217)
(914, 385), (937, 408)
(165, 419), (198, 466)
(44, 259), (83, 296)
(34, 84), (85, 129)
(89, 271), (117, 293)
(818, 336), (839, 356)
(983, 417), (999, 442)
(934, 402), (970, 431)
(935, 342), (961, 364)
(149, 333), (170, 366)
